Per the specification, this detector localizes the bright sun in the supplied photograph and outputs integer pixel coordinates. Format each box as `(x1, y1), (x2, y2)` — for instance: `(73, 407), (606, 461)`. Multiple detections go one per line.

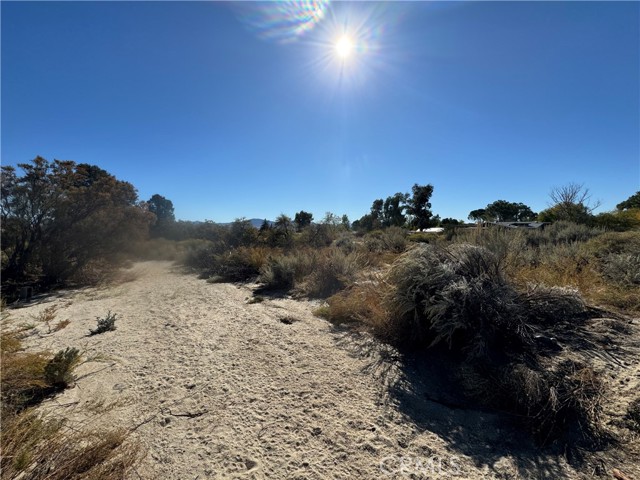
(335, 35), (354, 59)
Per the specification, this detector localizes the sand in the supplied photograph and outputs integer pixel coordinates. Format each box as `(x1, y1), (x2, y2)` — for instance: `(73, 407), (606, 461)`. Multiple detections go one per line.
(6, 261), (639, 479)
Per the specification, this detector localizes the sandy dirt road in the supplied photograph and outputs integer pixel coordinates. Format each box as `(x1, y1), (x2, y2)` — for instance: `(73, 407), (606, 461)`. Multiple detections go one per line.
(10, 261), (634, 479)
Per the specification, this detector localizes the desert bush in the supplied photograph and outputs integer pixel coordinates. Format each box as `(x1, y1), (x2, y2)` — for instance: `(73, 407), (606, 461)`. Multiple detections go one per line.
(362, 231), (386, 253)
(259, 255), (298, 290)
(493, 360), (605, 444)
(332, 233), (356, 253)
(538, 221), (601, 245)
(302, 248), (361, 298)
(385, 244), (510, 348)
(181, 239), (227, 272)
(362, 227), (408, 253)
(296, 224), (336, 248)
(407, 232), (439, 244)
(259, 250), (317, 291)
(380, 226), (408, 253)
(207, 246), (271, 282)
(584, 231), (640, 257)
(378, 243), (604, 443)
(599, 253), (640, 286)
(89, 311), (117, 336)
(453, 226), (524, 265)
(43, 347), (81, 388)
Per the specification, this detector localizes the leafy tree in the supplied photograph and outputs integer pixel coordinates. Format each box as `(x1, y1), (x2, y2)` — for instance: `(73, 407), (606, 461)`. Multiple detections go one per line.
(147, 194), (175, 238)
(322, 212), (341, 227)
(593, 209), (640, 231)
(371, 199), (384, 226)
(294, 211), (313, 232)
(617, 191), (640, 211)
(1, 157), (153, 289)
(259, 219), (271, 232)
(382, 193), (409, 227)
(272, 214), (294, 247)
(468, 209), (488, 222)
(484, 200), (536, 222)
(341, 214), (350, 230)
(440, 218), (462, 226)
(229, 218), (258, 247)
(406, 184), (435, 229)
(147, 194), (175, 223)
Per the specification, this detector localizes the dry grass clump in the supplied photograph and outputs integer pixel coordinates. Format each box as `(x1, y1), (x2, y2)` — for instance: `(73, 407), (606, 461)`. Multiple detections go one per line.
(490, 360), (606, 444)
(181, 239), (228, 272)
(1, 331), (142, 479)
(316, 279), (389, 330)
(1, 412), (141, 480)
(488, 228), (640, 313)
(1, 335), (49, 410)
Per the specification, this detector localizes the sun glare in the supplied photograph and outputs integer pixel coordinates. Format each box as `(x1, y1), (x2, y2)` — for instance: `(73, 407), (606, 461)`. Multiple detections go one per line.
(335, 35), (354, 59)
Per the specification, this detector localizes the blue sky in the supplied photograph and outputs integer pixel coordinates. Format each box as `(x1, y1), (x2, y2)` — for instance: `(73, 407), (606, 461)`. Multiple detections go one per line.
(2, 1), (638, 223)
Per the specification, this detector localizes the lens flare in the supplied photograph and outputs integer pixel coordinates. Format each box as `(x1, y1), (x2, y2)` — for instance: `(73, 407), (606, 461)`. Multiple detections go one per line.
(233, 1), (330, 43)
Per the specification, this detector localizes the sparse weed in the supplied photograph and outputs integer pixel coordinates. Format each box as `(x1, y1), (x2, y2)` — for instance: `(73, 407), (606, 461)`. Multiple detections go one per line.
(89, 311), (118, 336)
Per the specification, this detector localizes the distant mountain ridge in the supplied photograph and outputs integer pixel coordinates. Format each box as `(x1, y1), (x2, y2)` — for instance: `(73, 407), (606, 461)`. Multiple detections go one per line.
(218, 218), (273, 228)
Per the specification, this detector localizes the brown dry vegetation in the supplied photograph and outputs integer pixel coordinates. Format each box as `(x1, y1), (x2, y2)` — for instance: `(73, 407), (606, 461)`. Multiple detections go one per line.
(1, 308), (142, 480)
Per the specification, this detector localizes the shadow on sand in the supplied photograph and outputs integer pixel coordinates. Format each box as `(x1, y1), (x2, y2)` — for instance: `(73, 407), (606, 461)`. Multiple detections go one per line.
(329, 325), (587, 479)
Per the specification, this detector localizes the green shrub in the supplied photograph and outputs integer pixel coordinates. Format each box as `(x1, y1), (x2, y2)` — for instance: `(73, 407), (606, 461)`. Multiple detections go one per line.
(44, 348), (80, 389)
(89, 311), (117, 336)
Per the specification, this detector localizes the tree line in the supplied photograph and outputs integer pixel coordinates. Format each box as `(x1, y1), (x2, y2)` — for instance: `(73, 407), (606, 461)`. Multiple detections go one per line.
(2, 157), (638, 297)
